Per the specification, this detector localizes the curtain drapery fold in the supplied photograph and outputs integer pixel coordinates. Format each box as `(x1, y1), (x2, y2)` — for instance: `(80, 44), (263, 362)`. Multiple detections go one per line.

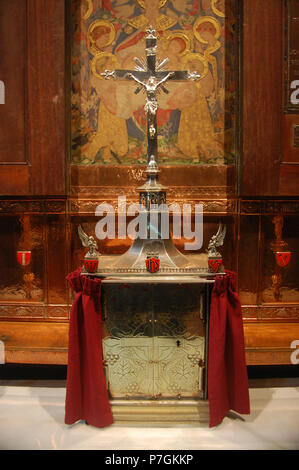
(65, 269), (249, 429)
(208, 270), (250, 427)
(65, 268), (113, 428)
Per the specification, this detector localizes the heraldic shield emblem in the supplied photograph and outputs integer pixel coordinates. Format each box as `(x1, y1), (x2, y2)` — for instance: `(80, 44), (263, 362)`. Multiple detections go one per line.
(83, 258), (99, 273)
(276, 251), (291, 267)
(17, 251), (31, 266)
(208, 258), (223, 273)
(146, 256), (160, 273)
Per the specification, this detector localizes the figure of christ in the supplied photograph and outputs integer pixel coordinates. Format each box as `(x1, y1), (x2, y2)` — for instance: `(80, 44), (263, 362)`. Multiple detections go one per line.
(126, 73), (175, 117)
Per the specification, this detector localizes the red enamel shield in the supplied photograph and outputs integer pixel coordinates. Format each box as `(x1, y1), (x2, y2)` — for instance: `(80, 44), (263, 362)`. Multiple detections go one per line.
(17, 251), (31, 266)
(146, 256), (160, 273)
(84, 258), (98, 273)
(276, 251), (291, 267)
(208, 258), (223, 273)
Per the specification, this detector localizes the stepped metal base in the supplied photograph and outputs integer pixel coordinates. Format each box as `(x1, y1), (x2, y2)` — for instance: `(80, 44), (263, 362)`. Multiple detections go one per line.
(110, 399), (210, 426)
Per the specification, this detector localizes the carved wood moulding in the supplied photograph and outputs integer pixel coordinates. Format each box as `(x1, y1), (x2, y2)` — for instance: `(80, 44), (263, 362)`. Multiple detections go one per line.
(0, 199), (67, 214)
(240, 199), (299, 214)
(70, 185), (236, 198)
(242, 304), (299, 320)
(0, 304), (70, 320)
(245, 349), (296, 366)
(68, 197), (237, 215)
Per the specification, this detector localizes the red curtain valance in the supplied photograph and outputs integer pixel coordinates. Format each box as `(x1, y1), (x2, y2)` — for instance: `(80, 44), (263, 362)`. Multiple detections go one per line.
(65, 268), (113, 428)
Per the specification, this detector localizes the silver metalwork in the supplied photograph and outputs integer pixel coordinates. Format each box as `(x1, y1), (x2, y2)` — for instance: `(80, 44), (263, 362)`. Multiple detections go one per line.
(79, 27), (226, 280)
(188, 71), (202, 81)
(207, 222), (226, 258)
(102, 69), (116, 80)
(78, 225), (99, 259)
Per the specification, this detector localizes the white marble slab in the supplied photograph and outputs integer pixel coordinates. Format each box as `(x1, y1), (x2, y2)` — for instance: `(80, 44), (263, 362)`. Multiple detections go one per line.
(0, 380), (299, 450)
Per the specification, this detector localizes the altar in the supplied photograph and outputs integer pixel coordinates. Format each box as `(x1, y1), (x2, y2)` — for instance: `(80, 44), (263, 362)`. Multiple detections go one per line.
(72, 24), (227, 424)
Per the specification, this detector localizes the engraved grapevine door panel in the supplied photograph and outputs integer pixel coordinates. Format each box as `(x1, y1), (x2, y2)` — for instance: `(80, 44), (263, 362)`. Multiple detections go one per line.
(102, 283), (207, 399)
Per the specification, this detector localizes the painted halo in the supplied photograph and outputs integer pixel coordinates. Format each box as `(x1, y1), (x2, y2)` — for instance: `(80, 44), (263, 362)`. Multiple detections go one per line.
(91, 52), (118, 79)
(193, 16), (221, 45)
(166, 31), (191, 56)
(211, 0), (226, 18)
(87, 20), (116, 55)
(82, 0), (93, 20)
(181, 53), (209, 81)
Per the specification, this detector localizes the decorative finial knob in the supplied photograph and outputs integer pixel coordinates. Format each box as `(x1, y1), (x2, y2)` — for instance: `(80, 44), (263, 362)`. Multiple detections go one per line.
(146, 26), (157, 40)
(146, 155), (159, 175)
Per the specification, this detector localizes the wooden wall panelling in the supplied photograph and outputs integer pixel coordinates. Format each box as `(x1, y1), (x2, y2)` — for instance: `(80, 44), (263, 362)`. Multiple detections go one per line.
(244, 321), (299, 365)
(261, 213), (299, 305)
(0, 0), (67, 196)
(27, 0), (67, 196)
(239, 198), (299, 365)
(238, 214), (260, 309)
(0, 0), (29, 195)
(280, 0), (299, 195)
(0, 214), (45, 307)
(0, 321), (68, 365)
(0, 0), (26, 164)
(46, 213), (69, 307)
(241, 0), (283, 196)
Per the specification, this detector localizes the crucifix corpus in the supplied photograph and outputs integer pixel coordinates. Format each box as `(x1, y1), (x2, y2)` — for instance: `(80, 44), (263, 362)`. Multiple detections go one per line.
(101, 26), (200, 171)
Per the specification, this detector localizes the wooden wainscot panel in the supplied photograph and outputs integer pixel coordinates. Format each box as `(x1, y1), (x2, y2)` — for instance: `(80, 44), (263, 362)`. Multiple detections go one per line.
(0, 0), (26, 165)
(242, 0), (283, 196)
(0, 0), (30, 196)
(282, 116), (299, 164)
(0, 321), (68, 364)
(279, 164), (299, 196)
(244, 321), (299, 365)
(0, 166), (29, 196)
(70, 165), (236, 201)
(0, 0), (67, 196)
(27, 0), (66, 196)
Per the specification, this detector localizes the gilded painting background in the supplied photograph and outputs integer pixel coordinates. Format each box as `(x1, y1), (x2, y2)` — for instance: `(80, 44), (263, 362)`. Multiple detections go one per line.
(71, 0), (238, 165)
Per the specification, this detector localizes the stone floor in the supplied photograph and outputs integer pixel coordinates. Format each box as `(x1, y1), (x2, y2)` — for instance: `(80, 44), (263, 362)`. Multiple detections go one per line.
(0, 378), (299, 450)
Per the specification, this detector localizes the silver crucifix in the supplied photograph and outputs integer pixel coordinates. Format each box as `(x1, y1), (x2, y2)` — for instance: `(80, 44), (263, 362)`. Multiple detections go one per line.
(101, 26), (200, 168)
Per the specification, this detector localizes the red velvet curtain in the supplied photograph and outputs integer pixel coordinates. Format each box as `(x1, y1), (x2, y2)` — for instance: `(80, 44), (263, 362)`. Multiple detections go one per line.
(65, 268), (113, 428)
(208, 271), (250, 427)
(65, 268), (249, 429)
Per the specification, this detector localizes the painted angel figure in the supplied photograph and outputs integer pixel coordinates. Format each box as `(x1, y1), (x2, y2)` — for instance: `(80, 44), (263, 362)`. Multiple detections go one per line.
(208, 222), (226, 257)
(78, 225), (99, 258)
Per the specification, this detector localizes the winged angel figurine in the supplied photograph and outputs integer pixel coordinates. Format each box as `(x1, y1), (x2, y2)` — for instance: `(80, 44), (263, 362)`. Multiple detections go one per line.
(78, 225), (99, 259)
(208, 222), (226, 258)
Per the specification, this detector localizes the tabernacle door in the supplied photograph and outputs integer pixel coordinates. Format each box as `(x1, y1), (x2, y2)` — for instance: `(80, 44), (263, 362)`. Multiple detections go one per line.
(102, 282), (209, 400)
